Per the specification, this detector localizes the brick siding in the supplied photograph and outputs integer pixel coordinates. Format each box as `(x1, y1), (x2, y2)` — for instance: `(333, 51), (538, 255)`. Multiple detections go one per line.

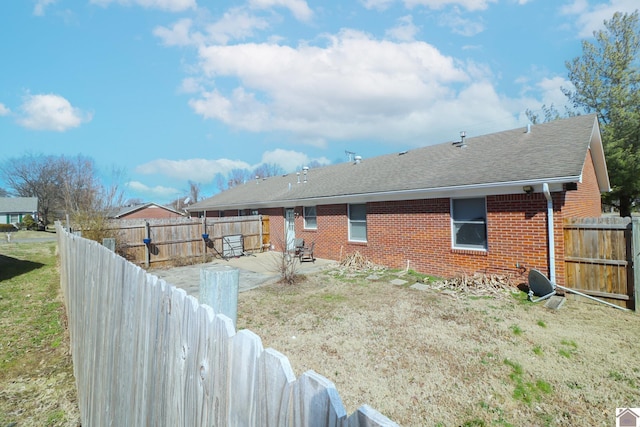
(206, 153), (602, 288)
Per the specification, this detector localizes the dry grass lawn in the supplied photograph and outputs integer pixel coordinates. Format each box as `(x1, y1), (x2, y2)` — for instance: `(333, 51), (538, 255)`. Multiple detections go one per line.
(236, 266), (640, 426)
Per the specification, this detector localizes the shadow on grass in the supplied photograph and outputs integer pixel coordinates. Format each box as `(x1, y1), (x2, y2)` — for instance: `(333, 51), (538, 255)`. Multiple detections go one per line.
(0, 254), (45, 281)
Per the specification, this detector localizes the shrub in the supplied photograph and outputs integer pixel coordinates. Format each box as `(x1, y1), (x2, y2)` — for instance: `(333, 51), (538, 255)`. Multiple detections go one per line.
(0, 223), (18, 232)
(20, 214), (36, 230)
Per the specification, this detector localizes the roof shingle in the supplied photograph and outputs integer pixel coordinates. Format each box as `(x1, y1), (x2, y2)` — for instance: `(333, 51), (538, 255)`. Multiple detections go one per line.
(189, 114), (606, 211)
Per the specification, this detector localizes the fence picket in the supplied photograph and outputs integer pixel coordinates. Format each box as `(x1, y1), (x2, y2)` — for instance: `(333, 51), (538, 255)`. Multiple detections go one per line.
(259, 348), (295, 427)
(54, 223), (398, 426)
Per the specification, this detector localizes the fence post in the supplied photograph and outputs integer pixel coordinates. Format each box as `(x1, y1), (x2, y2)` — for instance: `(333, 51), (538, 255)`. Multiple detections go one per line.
(632, 218), (640, 312)
(199, 266), (239, 326)
(145, 221), (151, 268)
(202, 216), (207, 263)
(102, 238), (116, 252)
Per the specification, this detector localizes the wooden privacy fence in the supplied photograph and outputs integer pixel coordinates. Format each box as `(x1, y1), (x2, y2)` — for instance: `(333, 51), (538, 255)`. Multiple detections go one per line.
(110, 215), (270, 268)
(56, 223), (398, 426)
(563, 217), (639, 310)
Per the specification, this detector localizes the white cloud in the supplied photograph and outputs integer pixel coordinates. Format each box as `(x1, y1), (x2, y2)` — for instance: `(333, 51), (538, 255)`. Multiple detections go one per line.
(561, 0), (639, 38)
(153, 18), (198, 46)
(126, 181), (180, 197)
(386, 15), (420, 41)
(17, 93), (92, 131)
(154, 9), (270, 47)
(188, 29), (491, 146)
(34, 0), (56, 16)
(205, 8), (271, 44)
(438, 9), (485, 36)
(260, 149), (330, 172)
(407, 0), (497, 10)
(360, 0), (396, 11)
(249, 0), (313, 22)
(135, 158), (252, 182)
(0, 103), (10, 116)
(361, 0), (495, 11)
(90, 0), (196, 12)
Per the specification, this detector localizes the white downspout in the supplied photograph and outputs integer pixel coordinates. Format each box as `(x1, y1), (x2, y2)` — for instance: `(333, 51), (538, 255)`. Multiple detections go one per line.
(542, 183), (556, 283)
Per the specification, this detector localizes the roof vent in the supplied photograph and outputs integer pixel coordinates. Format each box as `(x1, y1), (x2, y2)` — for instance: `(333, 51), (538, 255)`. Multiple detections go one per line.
(526, 123), (532, 133)
(453, 131), (467, 148)
(302, 166), (309, 183)
(354, 155), (362, 164)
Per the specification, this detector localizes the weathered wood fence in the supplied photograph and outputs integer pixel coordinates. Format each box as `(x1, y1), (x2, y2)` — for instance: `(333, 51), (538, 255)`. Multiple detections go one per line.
(109, 215), (270, 268)
(56, 223), (397, 426)
(563, 217), (639, 310)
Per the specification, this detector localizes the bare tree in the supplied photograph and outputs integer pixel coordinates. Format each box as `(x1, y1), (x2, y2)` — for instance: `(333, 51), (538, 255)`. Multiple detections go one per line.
(0, 154), (125, 239)
(227, 168), (252, 189)
(188, 180), (201, 203)
(253, 163), (285, 178)
(0, 154), (66, 225)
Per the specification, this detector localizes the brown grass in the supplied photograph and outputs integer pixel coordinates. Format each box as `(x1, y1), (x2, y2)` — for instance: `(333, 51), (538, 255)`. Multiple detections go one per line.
(236, 268), (640, 426)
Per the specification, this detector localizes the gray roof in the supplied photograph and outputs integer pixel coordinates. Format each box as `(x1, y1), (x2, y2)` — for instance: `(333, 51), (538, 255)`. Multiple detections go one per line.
(0, 197), (38, 214)
(189, 114), (609, 211)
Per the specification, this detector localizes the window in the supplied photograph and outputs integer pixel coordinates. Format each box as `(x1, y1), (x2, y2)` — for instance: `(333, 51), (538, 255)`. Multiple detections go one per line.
(451, 198), (487, 250)
(9, 214), (19, 224)
(303, 206), (317, 229)
(348, 204), (367, 242)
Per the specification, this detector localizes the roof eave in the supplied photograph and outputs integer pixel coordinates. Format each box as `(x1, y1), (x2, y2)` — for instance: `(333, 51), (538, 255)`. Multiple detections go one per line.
(188, 177), (580, 211)
(588, 117), (611, 192)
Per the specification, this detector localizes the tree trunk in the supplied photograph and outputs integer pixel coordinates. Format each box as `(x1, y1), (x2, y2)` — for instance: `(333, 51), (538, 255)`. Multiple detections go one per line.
(619, 195), (632, 217)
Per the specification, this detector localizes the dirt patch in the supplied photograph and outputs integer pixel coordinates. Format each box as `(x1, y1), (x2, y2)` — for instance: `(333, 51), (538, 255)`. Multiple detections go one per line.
(236, 268), (640, 426)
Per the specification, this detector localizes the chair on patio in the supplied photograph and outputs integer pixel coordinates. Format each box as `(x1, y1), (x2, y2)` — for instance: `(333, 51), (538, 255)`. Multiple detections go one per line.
(292, 238), (305, 257)
(298, 241), (315, 262)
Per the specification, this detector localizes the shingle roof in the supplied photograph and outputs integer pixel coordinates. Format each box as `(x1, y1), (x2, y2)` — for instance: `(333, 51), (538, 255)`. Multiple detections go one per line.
(189, 114), (609, 211)
(110, 202), (184, 218)
(0, 197), (38, 214)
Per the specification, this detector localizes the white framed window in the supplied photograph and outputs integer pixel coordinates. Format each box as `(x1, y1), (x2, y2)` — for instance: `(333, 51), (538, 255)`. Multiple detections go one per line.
(451, 198), (487, 250)
(303, 206), (317, 229)
(348, 204), (367, 242)
(10, 214), (19, 224)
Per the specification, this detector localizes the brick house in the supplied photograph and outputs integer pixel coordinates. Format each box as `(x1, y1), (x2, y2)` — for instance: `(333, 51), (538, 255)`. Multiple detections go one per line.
(188, 115), (609, 285)
(110, 203), (185, 220)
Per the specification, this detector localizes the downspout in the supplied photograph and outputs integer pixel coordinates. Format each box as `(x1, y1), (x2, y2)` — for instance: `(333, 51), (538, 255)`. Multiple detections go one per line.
(542, 183), (556, 283)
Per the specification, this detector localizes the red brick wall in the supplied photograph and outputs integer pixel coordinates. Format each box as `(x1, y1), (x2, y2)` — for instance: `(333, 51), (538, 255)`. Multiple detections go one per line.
(121, 206), (183, 219)
(563, 149), (603, 218)
(276, 196), (570, 286)
(216, 153), (603, 287)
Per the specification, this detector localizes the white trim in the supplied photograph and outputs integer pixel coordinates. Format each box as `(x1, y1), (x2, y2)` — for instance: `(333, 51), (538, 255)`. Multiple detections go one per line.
(450, 197), (488, 251)
(348, 204), (367, 243)
(194, 178), (576, 212)
(303, 206), (317, 230)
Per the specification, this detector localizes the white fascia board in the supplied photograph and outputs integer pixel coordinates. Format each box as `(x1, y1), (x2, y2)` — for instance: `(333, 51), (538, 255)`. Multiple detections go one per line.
(198, 176), (579, 211)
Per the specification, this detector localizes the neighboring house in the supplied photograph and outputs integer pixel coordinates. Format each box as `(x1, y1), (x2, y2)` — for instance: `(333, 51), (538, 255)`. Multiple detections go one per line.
(187, 115), (609, 286)
(110, 203), (186, 220)
(0, 197), (39, 226)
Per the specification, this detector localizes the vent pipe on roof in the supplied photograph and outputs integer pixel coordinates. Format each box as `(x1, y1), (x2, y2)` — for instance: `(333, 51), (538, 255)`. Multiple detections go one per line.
(454, 131), (467, 148)
(296, 172), (300, 184)
(303, 166), (309, 183)
(354, 155), (362, 164)
(526, 123), (532, 133)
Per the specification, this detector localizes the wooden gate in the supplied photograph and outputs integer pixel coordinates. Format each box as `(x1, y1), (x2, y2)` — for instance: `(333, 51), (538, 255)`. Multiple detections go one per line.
(563, 217), (636, 310)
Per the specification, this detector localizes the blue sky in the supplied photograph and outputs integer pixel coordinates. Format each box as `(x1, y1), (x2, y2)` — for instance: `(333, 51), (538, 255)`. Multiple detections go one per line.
(0, 0), (637, 204)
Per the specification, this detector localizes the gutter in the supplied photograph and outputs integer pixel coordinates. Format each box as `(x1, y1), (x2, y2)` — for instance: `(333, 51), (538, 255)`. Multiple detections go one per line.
(542, 183), (556, 283)
(188, 176), (581, 212)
